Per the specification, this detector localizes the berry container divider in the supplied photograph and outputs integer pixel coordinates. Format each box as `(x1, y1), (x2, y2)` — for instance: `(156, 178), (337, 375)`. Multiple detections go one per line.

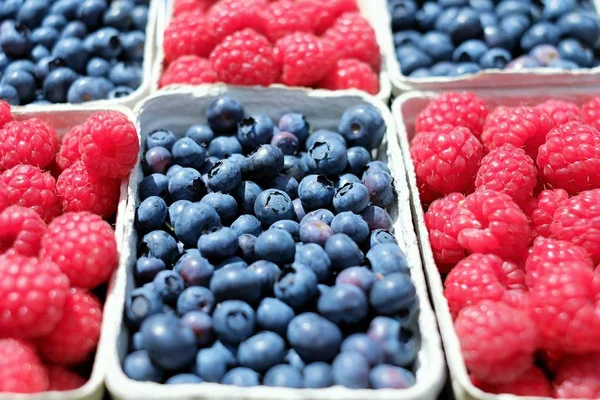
(151, 0), (393, 103)
(390, 88), (600, 400)
(6, 104), (139, 400)
(104, 84), (445, 400)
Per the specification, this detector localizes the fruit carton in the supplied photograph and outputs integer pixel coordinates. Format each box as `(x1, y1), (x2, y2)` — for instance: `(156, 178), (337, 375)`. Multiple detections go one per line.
(104, 84), (445, 400)
(151, 0), (393, 102)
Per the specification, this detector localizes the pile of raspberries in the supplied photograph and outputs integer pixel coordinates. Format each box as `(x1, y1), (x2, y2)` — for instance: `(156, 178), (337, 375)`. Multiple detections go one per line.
(410, 92), (600, 398)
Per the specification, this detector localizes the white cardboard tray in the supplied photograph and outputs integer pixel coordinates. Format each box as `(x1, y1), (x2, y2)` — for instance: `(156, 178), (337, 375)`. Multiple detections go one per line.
(104, 84), (446, 400)
(152, 0), (393, 103)
(391, 88), (600, 400)
(0, 105), (138, 400)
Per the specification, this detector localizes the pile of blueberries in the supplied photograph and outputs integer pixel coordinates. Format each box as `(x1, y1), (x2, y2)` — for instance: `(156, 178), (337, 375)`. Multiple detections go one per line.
(0, 0), (149, 105)
(389, 0), (600, 77)
(123, 96), (420, 390)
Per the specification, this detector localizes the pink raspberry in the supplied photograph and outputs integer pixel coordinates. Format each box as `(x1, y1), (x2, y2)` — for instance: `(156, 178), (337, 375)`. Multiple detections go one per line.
(275, 32), (335, 87)
(424, 193), (466, 271)
(298, 0), (358, 34)
(530, 189), (569, 237)
(0, 100), (11, 128)
(0, 206), (47, 257)
(1, 164), (61, 223)
(37, 288), (103, 366)
(451, 189), (531, 260)
(445, 253), (528, 318)
(0, 253), (69, 338)
(473, 366), (552, 397)
(160, 56), (217, 88)
(319, 58), (379, 95)
(173, 0), (212, 16)
(536, 99), (583, 127)
(551, 189), (600, 264)
(55, 125), (83, 172)
(163, 13), (217, 63)
(415, 92), (488, 137)
(582, 96), (600, 132)
(79, 111), (140, 179)
(410, 125), (484, 203)
(46, 365), (86, 391)
(474, 144), (537, 206)
(206, 0), (268, 41)
(481, 106), (554, 159)
(264, 0), (312, 42)
(554, 353), (600, 399)
(537, 121), (600, 194)
(0, 338), (49, 393)
(455, 300), (537, 383)
(0, 180), (8, 212)
(0, 118), (58, 170)
(40, 212), (118, 289)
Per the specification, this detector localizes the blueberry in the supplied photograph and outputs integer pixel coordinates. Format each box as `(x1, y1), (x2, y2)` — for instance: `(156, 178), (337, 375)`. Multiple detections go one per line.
(274, 264), (318, 309)
(5, 60), (37, 80)
(60, 21), (88, 39)
(123, 350), (163, 382)
(208, 136), (243, 159)
(254, 228), (295, 264)
(393, 30), (421, 48)
(168, 167), (207, 201)
(333, 182), (370, 214)
(548, 59), (579, 69)
(135, 257), (166, 284)
(1, 70), (35, 104)
(42, 66), (78, 103)
(331, 212), (369, 244)
(346, 146), (371, 176)
(136, 196), (167, 233)
(363, 169), (395, 207)
(370, 229), (397, 248)
(558, 12), (600, 48)
(453, 39), (488, 64)
(53, 37), (89, 72)
(200, 193), (237, 223)
(173, 253), (214, 287)
(230, 214), (262, 237)
(305, 129), (346, 151)
(396, 45), (433, 77)
(298, 175), (334, 209)
(269, 219), (300, 241)
(318, 284), (368, 324)
(49, 0), (80, 19)
(278, 113), (309, 145)
(166, 200), (189, 226)
(139, 173), (169, 200)
(284, 349), (306, 370)
(16, 0), (48, 28)
(166, 374), (203, 384)
(33, 56), (63, 83)
(369, 365), (416, 389)
(271, 131), (300, 155)
(176, 286), (215, 315)
(264, 364), (303, 388)
(439, 0), (468, 5)
(336, 266), (377, 295)
(198, 227), (238, 259)
(213, 300), (255, 344)
(521, 22), (561, 52)
(181, 311), (213, 346)
(153, 270), (184, 304)
(30, 44), (49, 61)
(366, 242), (409, 276)
(254, 189), (294, 226)
(409, 68), (430, 78)
(367, 317), (420, 368)
(0, 0), (23, 20)
(479, 12), (498, 28)
(338, 104), (386, 150)
(301, 208), (334, 225)
(389, 0), (417, 31)
(303, 362), (333, 388)
(132, 331), (145, 351)
(120, 30), (145, 62)
(496, 0), (535, 20)
(186, 124), (214, 145)
(87, 27), (122, 59)
(361, 205), (393, 231)
(558, 39), (593, 68)
(207, 96), (244, 133)
(238, 331), (286, 373)
(291, 244), (331, 283)
(104, 0), (134, 30)
(242, 144), (284, 181)
(416, 2), (441, 31)
(143, 147), (172, 174)
(370, 273), (418, 319)
(207, 159), (242, 193)
(325, 233), (364, 271)
(209, 266), (261, 303)
(125, 286), (163, 327)
(217, 256), (248, 271)
(530, 44), (560, 66)
(363, 160), (391, 177)
(418, 31), (453, 63)
(231, 181), (262, 214)
(195, 348), (229, 382)
(256, 297), (294, 336)
(332, 352), (370, 388)
(306, 138), (347, 176)
(221, 368), (259, 387)
(141, 313), (197, 370)
(67, 76), (112, 103)
(337, 173), (361, 189)
(506, 55), (541, 69)
(478, 47), (511, 69)
(436, 7), (482, 43)
(173, 202), (220, 247)
(299, 220), (333, 247)
(237, 114), (274, 150)
(140, 230), (178, 265)
(238, 234), (257, 261)
(342, 334), (384, 366)
(293, 198), (306, 221)
(109, 61), (141, 88)
(132, 5), (148, 31)
(287, 313), (342, 362)
(42, 14), (67, 30)
(248, 260), (281, 296)
(499, 14), (531, 42)
(0, 22), (32, 59)
(77, 0), (107, 28)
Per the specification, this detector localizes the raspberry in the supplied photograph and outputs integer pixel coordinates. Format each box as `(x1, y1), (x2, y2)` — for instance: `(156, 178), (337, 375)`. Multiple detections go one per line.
(163, 13), (217, 64)
(209, 29), (280, 86)
(444, 254), (528, 318)
(319, 58), (379, 95)
(537, 121), (600, 194)
(55, 125), (83, 172)
(206, 0), (268, 41)
(37, 288), (103, 366)
(551, 189), (600, 263)
(0, 253), (69, 338)
(536, 99), (583, 127)
(528, 262), (600, 353)
(0, 206), (47, 257)
(56, 162), (120, 217)
(0, 338), (49, 393)
(298, 0), (358, 34)
(160, 56), (217, 88)
(79, 110), (139, 179)
(424, 193), (466, 271)
(455, 300), (537, 383)
(410, 125), (484, 202)
(265, 0), (313, 42)
(481, 106), (554, 158)
(275, 32), (334, 87)
(474, 144), (537, 206)
(554, 353), (600, 399)
(173, 0), (212, 16)
(46, 365), (86, 391)
(415, 92), (488, 137)
(582, 96), (600, 132)
(1, 164), (61, 223)
(322, 12), (380, 71)
(530, 189), (569, 237)
(0, 118), (58, 170)
(40, 212), (118, 289)
(0, 180), (8, 212)
(0, 100), (11, 128)
(473, 366), (552, 397)
(451, 190), (531, 260)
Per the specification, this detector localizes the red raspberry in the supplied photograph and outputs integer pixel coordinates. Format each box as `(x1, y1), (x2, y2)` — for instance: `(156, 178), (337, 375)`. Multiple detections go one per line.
(528, 262), (600, 353)
(0, 118), (58, 170)
(530, 189), (569, 237)
(46, 365), (86, 391)
(37, 288), (103, 366)
(40, 212), (118, 289)
(275, 32), (334, 87)
(79, 111), (139, 179)
(551, 189), (600, 263)
(319, 58), (379, 95)
(0, 206), (47, 257)
(554, 353), (600, 399)
(0, 253), (69, 338)
(415, 92), (488, 137)
(1, 164), (61, 223)
(163, 13), (217, 64)
(451, 190), (531, 260)
(424, 193), (466, 271)
(0, 100), (11, 128)
(56, 162), (120, 218)
(481, 106), (554, 159)
(445, 254), (528, 318)
(173, 0), (212, 16)
(209, 29), (280, 86)
(322, 12), (380, 71)
(206, 0), (268, 41)
(474, 144), (537, 206)
(537, 121), (600, 194)
(265, 0), (312, 42)
(0, 338), (49, 393)
(455, 300), (537, 383)
(582, 96), (600, 132)
(473, 366), (552, 397)
(298, 0), (358, 34)
(410, 125), (484, 203)
(160, 56), (217, 88)
(55, 125), (83, 172)
(0, 180), (8, 213)
(536, 99), (583, 127)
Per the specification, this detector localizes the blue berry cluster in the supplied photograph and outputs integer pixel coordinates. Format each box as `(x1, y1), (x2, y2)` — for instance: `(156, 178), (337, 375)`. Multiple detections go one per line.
(390, 0), (600, 77)
(0, 0), (149, 105)
(123, 96), (420, 390)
